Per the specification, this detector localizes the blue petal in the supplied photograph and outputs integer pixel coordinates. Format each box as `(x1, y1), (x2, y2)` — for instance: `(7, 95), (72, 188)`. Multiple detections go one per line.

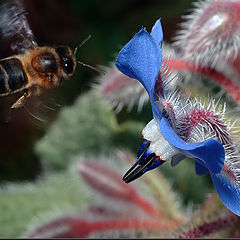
(211, 172), (240, 216)
(195, 160), (209, 175)
(171, 153), (185, 167)
(115, 28), (163, 118)
(150, 18), (163, 47)
(160, 116), (225, 174)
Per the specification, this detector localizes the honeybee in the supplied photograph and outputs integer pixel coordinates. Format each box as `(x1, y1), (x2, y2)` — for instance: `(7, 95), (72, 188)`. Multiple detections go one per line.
(0, 0), (97, 111)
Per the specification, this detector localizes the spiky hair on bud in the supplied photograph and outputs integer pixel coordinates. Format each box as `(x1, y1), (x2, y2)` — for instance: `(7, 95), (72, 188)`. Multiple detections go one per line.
(173, 0), (240, 67)
(151, 42), (181, 100)
(159, 87), (240, 184)
(95, 63), (148, 113)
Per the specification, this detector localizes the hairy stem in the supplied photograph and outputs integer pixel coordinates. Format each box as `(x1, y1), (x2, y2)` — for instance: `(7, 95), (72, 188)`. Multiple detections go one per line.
(169, 58), (240, 105)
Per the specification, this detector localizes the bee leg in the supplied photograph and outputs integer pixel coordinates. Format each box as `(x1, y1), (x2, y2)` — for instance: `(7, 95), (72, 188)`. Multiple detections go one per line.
(5, 91), (30, 122)
(10, 90), (31, 110)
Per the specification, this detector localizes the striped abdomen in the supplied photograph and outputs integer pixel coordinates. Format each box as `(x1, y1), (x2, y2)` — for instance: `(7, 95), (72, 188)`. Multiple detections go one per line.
(0, 58), (28, 95)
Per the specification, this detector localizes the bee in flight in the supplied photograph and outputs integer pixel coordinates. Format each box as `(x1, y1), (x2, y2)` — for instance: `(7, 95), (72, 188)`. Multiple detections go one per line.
(0, 0), (98, 111)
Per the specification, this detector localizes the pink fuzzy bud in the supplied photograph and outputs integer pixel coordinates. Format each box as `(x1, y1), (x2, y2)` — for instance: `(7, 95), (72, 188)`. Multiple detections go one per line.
(174, 0), (240, 67)
(78, 161), (163, 217)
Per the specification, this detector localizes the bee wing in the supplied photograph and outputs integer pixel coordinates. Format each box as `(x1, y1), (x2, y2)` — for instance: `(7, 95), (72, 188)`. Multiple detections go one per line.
(0, 0), (37, 53)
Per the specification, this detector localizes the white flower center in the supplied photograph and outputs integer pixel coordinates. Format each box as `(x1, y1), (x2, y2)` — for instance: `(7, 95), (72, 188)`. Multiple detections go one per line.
(142, 119), (179, 160)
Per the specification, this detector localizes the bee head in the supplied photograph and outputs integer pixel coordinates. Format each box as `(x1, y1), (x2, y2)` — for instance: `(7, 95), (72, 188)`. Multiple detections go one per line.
(55, 46), (76, 76)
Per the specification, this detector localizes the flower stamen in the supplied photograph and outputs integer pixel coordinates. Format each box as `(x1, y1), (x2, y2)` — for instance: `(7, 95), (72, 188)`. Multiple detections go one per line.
(123, 142), (165, 183)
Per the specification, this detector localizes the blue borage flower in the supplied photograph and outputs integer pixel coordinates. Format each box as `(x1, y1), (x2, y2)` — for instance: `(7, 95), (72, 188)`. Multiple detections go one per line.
(115, 19), (240, 216)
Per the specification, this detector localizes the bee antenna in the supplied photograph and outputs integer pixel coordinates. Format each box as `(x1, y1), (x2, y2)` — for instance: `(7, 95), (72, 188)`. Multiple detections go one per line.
(77, 60), (105, 74)
(74, 35), (105, 74)
(74, 34), (92, 55)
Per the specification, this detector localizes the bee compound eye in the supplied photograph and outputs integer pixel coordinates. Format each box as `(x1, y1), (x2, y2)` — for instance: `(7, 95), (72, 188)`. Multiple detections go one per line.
(62, 57), (74, 75)
(56, 46), (74, 75)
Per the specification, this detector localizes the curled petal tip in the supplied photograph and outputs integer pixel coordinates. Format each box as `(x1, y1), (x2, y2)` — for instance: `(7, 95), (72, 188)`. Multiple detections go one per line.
(150, 18), (163, 46)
